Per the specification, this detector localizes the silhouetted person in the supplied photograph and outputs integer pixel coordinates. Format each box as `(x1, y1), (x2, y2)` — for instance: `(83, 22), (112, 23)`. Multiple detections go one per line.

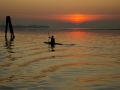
(49, 35), (55, 45)
(5, 16), (15, 38)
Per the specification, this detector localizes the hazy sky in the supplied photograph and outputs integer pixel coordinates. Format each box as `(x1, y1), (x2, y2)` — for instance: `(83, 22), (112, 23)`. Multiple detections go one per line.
(0, 0), (120, 28)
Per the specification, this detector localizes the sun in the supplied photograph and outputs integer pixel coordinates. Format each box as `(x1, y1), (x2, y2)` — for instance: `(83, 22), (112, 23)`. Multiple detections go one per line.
(68, 14), (86, 23)
(59, 14), (86, 23)
(53, 14), (97, 24)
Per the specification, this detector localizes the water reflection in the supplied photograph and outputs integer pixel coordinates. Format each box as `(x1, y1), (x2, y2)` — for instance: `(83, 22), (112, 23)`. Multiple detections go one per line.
(48, 44), (55, 52)
(0, 29), (120, 90)
(50, 44), (55, 52)
(5, 36), (14, 51)
(4, 36), (15, 61)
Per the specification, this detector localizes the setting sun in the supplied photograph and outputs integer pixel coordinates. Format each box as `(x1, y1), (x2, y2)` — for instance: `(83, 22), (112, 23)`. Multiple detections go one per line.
(53, 14), (98, 24)
(66, 14), (86, 23)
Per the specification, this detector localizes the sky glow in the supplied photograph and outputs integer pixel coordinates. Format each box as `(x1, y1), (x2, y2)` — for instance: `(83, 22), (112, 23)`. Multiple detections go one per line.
(0, 0), (120, 28)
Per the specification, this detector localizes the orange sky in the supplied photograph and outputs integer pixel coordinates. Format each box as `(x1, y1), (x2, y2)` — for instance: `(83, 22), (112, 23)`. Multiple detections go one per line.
(0, 0), (120, 28)
(49, 14), (120, 23)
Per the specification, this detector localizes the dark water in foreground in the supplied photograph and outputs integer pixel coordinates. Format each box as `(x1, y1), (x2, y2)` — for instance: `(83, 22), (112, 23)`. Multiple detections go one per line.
(0, 28), (120, 90)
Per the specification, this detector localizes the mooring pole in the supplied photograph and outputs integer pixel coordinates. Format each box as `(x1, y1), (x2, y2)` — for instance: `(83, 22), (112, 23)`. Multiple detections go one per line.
(5, 16), (15, 38)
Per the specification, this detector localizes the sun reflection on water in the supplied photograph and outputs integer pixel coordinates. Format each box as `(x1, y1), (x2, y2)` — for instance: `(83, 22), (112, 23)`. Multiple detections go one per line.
(0, 29), (120, 90)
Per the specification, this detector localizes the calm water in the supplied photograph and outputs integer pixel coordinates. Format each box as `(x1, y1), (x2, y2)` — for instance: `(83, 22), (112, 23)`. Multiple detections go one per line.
(0, 28), (120, 90)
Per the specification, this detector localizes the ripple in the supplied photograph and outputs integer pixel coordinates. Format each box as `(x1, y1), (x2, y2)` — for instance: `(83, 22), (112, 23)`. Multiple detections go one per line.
(0, 30), (120, 90)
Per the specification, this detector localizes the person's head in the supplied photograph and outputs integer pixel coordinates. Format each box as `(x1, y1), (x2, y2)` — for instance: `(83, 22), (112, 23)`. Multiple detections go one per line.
(52, 35), (54, 38)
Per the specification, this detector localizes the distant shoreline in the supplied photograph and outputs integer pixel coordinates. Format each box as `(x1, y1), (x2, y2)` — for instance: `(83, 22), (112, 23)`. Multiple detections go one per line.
(0, 25), (49, 29)
(0, 24), (120, 30)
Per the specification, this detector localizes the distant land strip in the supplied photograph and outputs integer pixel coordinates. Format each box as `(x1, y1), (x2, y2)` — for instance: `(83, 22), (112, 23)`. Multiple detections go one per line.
(0, 25), (49, 28)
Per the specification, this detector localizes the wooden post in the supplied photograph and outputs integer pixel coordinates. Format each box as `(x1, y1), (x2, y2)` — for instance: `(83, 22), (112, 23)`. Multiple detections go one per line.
(5, 16), (15, 38)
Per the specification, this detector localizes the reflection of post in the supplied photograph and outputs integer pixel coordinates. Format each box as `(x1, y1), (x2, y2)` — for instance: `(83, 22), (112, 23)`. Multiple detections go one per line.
(5, 16), (15, 38)
(5, 36), (15, 61)
(5, 36), (14, 50)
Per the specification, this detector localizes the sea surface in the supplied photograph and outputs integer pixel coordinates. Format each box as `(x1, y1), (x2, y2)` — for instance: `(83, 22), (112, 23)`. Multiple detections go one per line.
(0, 28), (120, 90)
